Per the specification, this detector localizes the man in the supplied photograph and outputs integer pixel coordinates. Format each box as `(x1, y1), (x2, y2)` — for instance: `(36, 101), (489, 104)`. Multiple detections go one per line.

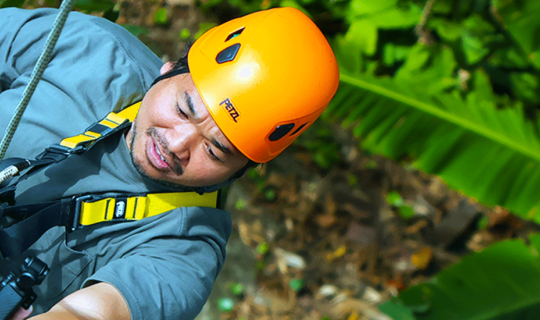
(0, 5), (339, 320)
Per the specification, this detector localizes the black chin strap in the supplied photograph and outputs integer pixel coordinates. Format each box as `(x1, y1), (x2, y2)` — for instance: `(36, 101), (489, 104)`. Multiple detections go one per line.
(150, 66), (256, 194)
(151, 67), (189, 87)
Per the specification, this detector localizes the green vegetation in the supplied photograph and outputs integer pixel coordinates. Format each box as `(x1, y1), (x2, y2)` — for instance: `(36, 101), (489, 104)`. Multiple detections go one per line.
(381, 234), (540, 319)
(326, 0), (540, 318)
(200, 0), (540, 318)
(6, 0), (540, 318)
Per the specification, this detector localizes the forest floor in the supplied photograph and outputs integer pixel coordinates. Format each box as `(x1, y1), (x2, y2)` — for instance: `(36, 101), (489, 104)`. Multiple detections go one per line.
(98, 1), (540, 319)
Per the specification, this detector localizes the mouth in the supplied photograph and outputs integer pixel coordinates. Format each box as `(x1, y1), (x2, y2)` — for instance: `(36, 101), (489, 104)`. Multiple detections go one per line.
(147, 137), (170, 171)
(145, 129), (183, 176)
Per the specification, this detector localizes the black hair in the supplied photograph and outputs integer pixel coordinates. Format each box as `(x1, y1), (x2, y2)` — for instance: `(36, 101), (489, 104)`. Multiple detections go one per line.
(150, 44), (191, 86)
(149, 45), (260, 188)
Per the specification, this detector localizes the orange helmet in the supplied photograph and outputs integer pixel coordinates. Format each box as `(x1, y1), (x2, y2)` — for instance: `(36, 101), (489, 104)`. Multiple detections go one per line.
(188, 7), (339, 163)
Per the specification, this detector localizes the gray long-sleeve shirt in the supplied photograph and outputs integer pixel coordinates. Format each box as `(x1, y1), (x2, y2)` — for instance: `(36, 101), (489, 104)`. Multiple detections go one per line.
(0, 8), (231, 319)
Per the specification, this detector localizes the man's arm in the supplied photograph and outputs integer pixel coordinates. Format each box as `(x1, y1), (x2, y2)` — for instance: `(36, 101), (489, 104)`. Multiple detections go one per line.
(30, 283), (130, 320)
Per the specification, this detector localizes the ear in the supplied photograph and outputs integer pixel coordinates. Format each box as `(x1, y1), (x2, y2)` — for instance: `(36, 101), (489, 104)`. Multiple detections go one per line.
(160, 62), (175, 75)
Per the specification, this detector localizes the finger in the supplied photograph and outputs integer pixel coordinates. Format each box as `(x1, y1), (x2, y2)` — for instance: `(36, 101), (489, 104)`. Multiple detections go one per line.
(10, 305), (33, 320)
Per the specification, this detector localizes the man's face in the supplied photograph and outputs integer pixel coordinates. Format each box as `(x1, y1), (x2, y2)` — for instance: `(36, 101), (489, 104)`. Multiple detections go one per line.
(125, 63), (249, 187)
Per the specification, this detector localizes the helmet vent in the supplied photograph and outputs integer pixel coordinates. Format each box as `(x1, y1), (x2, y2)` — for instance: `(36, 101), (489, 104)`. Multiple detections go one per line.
(269, 123), (295, 141)
(226, 27), (245, 41)
(290, 122), (308, 136)
(216, 43), (241, 64)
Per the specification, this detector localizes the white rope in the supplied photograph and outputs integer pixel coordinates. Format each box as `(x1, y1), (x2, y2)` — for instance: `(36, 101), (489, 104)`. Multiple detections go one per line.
(0, 0), (74, 160)
(0, 165), (19, 184)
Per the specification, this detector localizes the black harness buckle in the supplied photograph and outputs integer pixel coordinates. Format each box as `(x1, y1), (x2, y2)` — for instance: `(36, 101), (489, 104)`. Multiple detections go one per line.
(68, 195), (93, 232)
(45, 144), (85, 157)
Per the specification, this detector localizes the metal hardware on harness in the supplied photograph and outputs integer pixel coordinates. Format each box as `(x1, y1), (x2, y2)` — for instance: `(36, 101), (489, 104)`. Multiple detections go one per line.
(41, 144), (85, 158)
(69, 195), (94, 232)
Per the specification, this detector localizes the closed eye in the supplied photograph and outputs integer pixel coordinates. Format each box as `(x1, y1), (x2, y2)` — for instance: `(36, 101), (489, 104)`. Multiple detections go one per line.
(176, 103), (188, 119)
(207, 144), (223, 162)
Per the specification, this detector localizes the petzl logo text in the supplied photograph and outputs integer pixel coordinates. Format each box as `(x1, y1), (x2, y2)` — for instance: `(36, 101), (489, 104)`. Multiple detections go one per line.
(220, 98), (240, 123)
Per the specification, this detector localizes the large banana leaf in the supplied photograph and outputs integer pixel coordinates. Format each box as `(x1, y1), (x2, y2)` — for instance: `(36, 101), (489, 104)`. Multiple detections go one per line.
(327, 55), (540, 222)
(379, 234), (540, 319)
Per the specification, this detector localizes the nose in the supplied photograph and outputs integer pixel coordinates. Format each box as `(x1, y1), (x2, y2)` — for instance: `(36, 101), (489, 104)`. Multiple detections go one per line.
(167, 123), (199, 162)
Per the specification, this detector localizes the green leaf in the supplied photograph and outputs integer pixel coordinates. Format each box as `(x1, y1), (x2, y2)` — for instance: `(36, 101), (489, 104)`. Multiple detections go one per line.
(430, 0), (452, 14)
(460, 14), (503, 65)
(462, 33), (490, 65)
(102, 9), (120, 22)
(256, 242), (269, 255)
(329, 52), (540, 222)
(493, 0), (540, 69)
(73, 0), (115, 12)
(154, 8), (169, 25)
(264, 188), (276, 201)
(429, 19), (462, 42)
(469, 69), (496, 108)
(383, 43), (412, 66)
(365, 6), (422, 29)
(399, 205), (415, 220)
(347, 0), (421, 29)
(395, 43), (458, 95)
(510, 72), (540, 104)
(348, 0), (397, 17)
(121, 24), (150, 37)
(230, 283), (244, 296)
(235, 198), (247, 210)
(289, 278), (305, 292)
(217, 298), (235, 312)
(380, 234), (540, 319)
(0, 0), (25, 8)
(379, 301), (416, 320)
(345, 20), (378, 56)
(387, 191), (404, 206)
(179, 28), (191, 40)
(490, 46), (530, 69)
(477, 214), (489, 230)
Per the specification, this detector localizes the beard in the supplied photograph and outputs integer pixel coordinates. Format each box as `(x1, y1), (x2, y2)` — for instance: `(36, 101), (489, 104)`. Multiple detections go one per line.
(127, 121), (184, 188)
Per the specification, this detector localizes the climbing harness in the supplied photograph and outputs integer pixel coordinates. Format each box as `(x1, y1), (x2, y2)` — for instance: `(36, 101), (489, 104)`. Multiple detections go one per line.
(0, 102), (221, 257)
(0, 101), (138, 186)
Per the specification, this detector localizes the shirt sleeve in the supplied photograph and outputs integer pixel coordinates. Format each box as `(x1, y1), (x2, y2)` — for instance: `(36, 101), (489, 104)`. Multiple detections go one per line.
(82, 206), (232, 320)
(0, 8), (162, 159)
(0, 8), (45, 92)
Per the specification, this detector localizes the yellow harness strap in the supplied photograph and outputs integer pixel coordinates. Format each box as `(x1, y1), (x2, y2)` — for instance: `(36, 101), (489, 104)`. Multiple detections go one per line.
(52, 101), (220, 229)
(77, 191), (219, 228)
(60, 102), (141, 149)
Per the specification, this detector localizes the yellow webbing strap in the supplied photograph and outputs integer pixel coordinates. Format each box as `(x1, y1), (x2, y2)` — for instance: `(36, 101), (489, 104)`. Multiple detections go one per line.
(60, 102), (141, 149)
(78, 190), (219, 227)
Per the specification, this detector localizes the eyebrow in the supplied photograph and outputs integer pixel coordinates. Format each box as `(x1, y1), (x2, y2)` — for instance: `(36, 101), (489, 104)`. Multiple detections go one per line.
(212, 138), (233, 156)
(183, 91), (234, 157)
(184, 91), (198, 118)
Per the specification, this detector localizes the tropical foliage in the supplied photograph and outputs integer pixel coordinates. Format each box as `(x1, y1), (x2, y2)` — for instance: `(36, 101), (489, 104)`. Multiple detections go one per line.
(4, 0), (540, 318)
(323, 0), (540, 318)
(326, 0), (540, 318)
(380, 233), (540, 319)
(201, 0), (540, 317)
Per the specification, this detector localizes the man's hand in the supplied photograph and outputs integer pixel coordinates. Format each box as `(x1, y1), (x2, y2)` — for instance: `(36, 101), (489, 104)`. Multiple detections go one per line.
(9, 306), (32, 320)
(28, 282), (130, 320)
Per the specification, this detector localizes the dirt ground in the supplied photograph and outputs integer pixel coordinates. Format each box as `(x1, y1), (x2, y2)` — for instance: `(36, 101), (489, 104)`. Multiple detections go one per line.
(106, 2), (540, 319)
